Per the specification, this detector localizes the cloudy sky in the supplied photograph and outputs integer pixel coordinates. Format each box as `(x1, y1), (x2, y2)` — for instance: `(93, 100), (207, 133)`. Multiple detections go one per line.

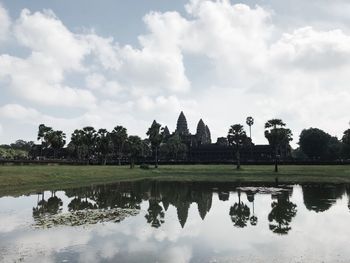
(0, 0), (350, 146)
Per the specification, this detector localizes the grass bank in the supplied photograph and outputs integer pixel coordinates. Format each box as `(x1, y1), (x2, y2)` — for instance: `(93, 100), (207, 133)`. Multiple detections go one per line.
(0, 164), (349, 196)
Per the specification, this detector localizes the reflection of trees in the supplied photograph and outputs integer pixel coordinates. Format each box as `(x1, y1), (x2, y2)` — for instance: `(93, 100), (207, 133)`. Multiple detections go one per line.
(303, 185), (345, 213)
(247, 191), (258, 226)
(31, 181), (245, 228)
(268, 192), (297, 235)
(68, 198), (96, 211)
(230, 190), (250, 228)
(33, 191), (63, 218)
(145, 200), (165, 228)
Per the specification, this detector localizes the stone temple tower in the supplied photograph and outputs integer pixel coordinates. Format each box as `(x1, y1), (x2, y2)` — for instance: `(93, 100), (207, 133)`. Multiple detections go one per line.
(176, 111), (189, 135)
(196, 119), (211, 145)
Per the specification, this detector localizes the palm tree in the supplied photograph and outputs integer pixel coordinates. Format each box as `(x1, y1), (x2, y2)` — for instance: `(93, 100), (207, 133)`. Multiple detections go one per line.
(70, 129), (88, 160)
(96, 129), (111, 165)
(264, 119), (293, 172)
(227, 124), (248, 170)
(110, 126), (128, 165)
(37, 124), (53, 158)
(126, 135), (142, 168)
(146, 120), (163, 168)
(342, 128), (350, 159)
(81, 126), (97, 163)
(47, 130), (66, 159)
(246, 117), (254, 139)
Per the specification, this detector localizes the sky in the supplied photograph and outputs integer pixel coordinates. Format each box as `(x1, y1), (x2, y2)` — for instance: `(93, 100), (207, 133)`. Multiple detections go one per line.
(1, 0), (350, 147)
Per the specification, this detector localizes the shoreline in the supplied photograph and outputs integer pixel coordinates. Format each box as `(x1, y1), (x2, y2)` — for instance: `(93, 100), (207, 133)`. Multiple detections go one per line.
(1, 164), (349, 197)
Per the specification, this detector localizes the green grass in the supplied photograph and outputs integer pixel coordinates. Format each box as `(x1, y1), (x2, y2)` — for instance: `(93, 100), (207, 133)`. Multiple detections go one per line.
(0, 164), (349, 196)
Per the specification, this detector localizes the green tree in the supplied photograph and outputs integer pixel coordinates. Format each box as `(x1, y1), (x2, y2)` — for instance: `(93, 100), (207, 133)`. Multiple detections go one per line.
(146, 120), (163, 168)
(264, 119), (293, 172)
(227, 124), (247, 170)
(47, 130), (66, 158)
(70, 129), (88, 160)
(341, 129), (350, 159)
(96, 129), (111, 165)
(37, 124), (53, 157)
(299, 128), (331, 159)
(110, 126), (128, 165)
(126, 135), (142, 168)
(160, 134), (187, 161)
(81, 126), (97, 162)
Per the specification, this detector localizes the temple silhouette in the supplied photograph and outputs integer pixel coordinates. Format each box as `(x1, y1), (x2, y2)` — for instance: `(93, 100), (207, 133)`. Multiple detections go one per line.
(161, 111), (290, 162)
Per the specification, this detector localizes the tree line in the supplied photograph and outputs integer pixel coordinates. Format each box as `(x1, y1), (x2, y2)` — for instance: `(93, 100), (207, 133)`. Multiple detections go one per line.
(1, 118), (350, 171)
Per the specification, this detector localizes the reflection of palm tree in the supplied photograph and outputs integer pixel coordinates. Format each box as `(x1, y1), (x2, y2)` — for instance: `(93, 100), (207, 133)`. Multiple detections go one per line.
(33, 191), (63, 219)
(145, 200), (165, 228)
(229, 190), (250, 228)
(268, 192), (297, 235)
(247, 191), (258, 226)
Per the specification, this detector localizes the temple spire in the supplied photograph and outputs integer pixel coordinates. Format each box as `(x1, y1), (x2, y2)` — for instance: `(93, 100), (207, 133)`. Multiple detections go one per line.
(176, 111), (189, 135)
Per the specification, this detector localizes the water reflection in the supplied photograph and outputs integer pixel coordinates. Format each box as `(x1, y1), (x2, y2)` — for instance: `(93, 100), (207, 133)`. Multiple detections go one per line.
(268, 191), (297, 235)
(2, 181), (350, 262)
(229, 190), (250, 228)
(28, 182), (350, 232)
(302, 184), (345, 213)
(29, 181), (305, 233)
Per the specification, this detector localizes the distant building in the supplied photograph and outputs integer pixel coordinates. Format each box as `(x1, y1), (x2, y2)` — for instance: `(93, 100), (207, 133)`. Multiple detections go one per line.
(162, 111), (291, 162)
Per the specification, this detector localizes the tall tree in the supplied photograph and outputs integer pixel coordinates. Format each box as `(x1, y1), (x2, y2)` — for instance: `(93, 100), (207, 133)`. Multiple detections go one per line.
(160, 134), (187, 161)
(47, 130), (66, 158)
(70, 129), (88, 160)
(126, 135), (142, 168)
(110, 126), (128, 165)
(298, 128), (331, 159)
(146, 120), (163, 168)
(37, 124), (53, 157)
(96, 129), (111, 165)
(246, 116), (254, 139)
(264, 119), (293, 172)
(342, 129), (350, 159)
(81, 126), (97, 162)
(227, 124), (247, 170)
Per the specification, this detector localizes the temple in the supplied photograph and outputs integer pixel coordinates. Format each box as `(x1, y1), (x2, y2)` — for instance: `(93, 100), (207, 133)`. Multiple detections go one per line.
(161, 111), (291, 162)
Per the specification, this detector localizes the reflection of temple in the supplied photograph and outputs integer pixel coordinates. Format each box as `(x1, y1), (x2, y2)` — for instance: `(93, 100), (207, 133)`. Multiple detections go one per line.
(163, 112), (289, 162)
(62, 181), (215, 228)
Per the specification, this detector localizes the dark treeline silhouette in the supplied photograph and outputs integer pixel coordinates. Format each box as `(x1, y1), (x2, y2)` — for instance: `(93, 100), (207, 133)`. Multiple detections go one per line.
(1, 112), (350, 168)
(31, 181), (350, 234)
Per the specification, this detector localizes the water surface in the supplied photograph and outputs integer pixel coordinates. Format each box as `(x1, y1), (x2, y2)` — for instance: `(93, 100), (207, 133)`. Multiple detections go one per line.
(1, 181), (350, 262)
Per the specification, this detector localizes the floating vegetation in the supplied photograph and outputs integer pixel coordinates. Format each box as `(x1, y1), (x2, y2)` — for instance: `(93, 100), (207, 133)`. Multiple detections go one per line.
(237, 186), (292, 194)
(33, 208), (139, 228)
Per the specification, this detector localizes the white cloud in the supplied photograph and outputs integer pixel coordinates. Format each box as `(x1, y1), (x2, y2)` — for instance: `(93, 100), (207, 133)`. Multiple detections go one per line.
(14, 9), (89, 71)
(1, 0), (350, 145)
(271, 26), (350, 70)
(0, 3), (10, 42)
(0, 53), (96, 109)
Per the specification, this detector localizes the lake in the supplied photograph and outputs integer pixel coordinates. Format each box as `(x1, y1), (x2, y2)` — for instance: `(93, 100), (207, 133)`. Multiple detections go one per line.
(1, 181), (350, 262)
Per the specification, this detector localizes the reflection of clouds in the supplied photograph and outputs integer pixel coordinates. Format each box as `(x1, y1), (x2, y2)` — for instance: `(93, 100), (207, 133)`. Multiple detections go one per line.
(1, 227), (93, 262)
(160, 246), (192, 263)
(0, 214), (27, 233)
(3, 186), (350, 262)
